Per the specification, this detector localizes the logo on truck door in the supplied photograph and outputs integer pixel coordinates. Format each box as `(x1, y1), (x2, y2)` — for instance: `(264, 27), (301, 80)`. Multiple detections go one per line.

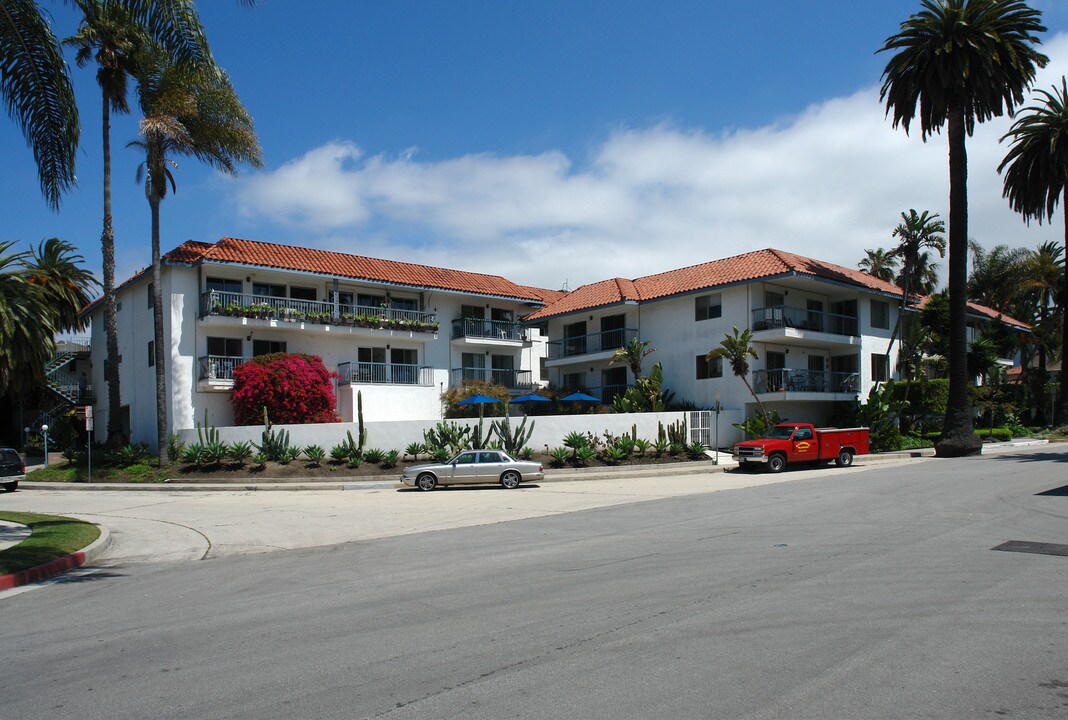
(794, 441), (812, 452)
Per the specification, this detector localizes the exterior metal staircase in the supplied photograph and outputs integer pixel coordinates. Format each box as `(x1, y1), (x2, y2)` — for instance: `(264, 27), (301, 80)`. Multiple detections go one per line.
(31, 336), (93, 431)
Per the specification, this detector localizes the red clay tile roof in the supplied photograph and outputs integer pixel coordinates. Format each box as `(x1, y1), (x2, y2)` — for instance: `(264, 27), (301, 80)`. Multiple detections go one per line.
(197, 236), (554, 301)
(915, 295), (1031, 331)
(82, 237), (562, 316)
(525, 248), (907, 320)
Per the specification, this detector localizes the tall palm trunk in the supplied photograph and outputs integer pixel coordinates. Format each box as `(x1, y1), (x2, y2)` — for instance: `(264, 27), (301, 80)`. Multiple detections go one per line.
(101, 94), (123, 445)
(1060, 201), (1068, 425)
(937, 107), (981, 456)
(741, 375), (769, 422)
(148, 142), (168, 466)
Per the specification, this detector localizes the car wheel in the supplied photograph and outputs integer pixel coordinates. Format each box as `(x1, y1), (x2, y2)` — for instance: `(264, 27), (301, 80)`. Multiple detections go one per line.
(835, 449), (854, 467)
(767, 454), (786, 473)
(2, 481), (16, 492)
(500, 470), (521, 489)
(416, 473), (437, 491)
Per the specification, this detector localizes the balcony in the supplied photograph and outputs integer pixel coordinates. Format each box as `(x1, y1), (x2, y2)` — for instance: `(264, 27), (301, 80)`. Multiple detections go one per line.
(753, 368), (859, 397)
(751, 305), (859, 348)
(338, 361), (433, 386)
(451, 317), (528, 343)
(547, 328), (637, 361)
(450, 367), (533, 390)
(199, 355), (250, 382)
(199, 291), (439, 333)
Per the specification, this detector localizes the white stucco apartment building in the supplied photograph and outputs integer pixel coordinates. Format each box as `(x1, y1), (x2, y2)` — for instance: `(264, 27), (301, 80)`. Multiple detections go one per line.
(82, 237), (561, 446)
(84, 241), (1026, 450)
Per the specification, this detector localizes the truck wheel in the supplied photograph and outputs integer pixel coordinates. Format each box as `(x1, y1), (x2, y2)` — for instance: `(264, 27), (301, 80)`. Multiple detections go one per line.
(767, 454), (786, 473)
(835, 449), (854, 467)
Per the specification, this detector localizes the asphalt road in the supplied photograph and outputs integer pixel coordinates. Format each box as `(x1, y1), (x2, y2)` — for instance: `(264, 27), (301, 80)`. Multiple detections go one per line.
(2, 447), (1067, 719)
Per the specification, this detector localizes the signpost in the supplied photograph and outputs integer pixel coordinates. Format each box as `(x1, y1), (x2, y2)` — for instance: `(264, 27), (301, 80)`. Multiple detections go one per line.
(85, 406), (93, 483)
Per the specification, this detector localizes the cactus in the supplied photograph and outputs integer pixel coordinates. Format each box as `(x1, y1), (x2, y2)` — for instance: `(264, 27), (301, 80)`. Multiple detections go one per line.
(490, 414), (535, 454)
(356, 390), (367, 454)
(253, 406), (291, 461)
(196, 408), (220, 447)
(660, 418), (687, 445)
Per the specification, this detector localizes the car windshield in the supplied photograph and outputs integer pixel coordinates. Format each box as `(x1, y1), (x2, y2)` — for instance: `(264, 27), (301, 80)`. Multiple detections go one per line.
(762, 426), (797, 440)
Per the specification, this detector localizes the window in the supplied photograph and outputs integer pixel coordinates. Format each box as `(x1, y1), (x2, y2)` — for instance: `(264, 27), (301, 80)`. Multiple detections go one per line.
(871, 353), (889, 382)
(392, 297), (417, 311)
(207, 337), (243, 357)
(765, 290), (785, 308)
(455, 452), (477, 464)
(806, 299), (824, 331)
(147, 282), (154, 308)
(600, 314), (626, 350)
(794, 427), (813, 441)
(563, 372), (584, 390)
(147, 340), (154, 367)
(252, 282), (285, 298)
(870, 300), (890, 330)
(695, 293), (722, 321)
(206, 277), (242, 294)
(289, 286), (317, 301)
(490, 307), (513, 322)
(391, 348), (417, 365)
(766, 351), (786, 371)
(696, 355), (723, 380)
(116, 300), (123, 312)
(461, 304), (485, 319)
(358, 293), (386, 308)
(253, 339), (287, 356)
(479, 452), (505, 464)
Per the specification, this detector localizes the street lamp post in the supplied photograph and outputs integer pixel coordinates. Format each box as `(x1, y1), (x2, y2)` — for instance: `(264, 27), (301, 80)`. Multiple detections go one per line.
(41, 424), (49, 468)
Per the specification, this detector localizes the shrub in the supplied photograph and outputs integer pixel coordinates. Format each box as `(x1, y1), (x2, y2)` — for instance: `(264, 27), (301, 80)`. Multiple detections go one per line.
(686, 441), (707, 460)
(203, 440), (229, 466)
(562, 431), (588, 457)
(329, 444), (349, 463)
(364, 448), (385, 464)
(441, 380), (510, 418)
(381, 449), (400, 469)
(977, 427), (1011, 442)
(634, 438), (652, 457)
(574, 446), (597, 467)
(168, 434), (186, 462)
(652, 438), (669, 458)
(231, 353), (341, 425)
(668, 442), (685, 457)
(430, 446), (450, 462)
(518, 447), (534, 460)
(405, 442), (427, 461)
(602, 446), (628, 464)
(228, 441), (254, 464)
(549, 447), (569, 468)
(304, 445), (326, 465)
(347, 455), (362, 469)
(116, 443), (150, 467)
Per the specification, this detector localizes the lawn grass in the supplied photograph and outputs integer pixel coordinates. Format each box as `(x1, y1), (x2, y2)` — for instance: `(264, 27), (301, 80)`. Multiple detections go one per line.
(0, 511), (101, 575)
(27, 462), (166, 483)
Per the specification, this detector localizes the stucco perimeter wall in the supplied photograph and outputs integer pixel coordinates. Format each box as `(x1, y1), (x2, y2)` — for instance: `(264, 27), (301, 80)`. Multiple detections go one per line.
(177, 411), (695, 453)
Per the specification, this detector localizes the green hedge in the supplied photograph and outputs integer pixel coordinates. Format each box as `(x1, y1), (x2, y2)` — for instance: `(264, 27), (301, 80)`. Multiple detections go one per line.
(892, 379), (948, 416)
(920, 427), (1011, 443)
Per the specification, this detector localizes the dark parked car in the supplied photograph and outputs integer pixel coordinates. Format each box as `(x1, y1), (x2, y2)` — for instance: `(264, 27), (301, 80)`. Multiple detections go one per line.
(0, 448), (25, 492)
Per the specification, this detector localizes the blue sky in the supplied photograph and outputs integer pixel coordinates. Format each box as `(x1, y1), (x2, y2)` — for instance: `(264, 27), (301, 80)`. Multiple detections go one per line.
(3, 1), (1068, 293)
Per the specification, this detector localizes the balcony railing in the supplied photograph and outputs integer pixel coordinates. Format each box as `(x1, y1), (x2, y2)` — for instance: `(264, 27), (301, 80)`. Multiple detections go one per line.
(199, 355), (250, 381)
(451, 317), (526, 341)
(751, 305), (858, 337)
(338, 361), (433, 386)
(753, 369), (859, 394)
(450, 367), (533, 389)
(547, 328), (637, 359)
(199, 291), (438, 331)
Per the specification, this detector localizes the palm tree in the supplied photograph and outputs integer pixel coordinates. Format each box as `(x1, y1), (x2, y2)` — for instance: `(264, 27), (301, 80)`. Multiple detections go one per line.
(609, 338), (654, 379)
(131, 50), (262, 465)
(879, 0), (1047, 456)
(707, 326), (768, 421)
(0, 239), (97, 395)
(65, 0), (146, 446)
(859, 248), (899, 283)
(1020, 242), (1064, 406)
(999, 77), (1068, 423)
(0, 0), (80, 209)
(885, 209), (945, 360)
(899, 250), (942, 296)
(26, 237), (99, 333)
(967, 241), (1029, 312)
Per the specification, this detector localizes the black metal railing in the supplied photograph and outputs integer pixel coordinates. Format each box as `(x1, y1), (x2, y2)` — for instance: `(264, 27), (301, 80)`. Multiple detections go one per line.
(753, 369), (859, 394)
(547, 328), (637, 359)
(751, 305), (858, 336)
(338, 361), (433, 386)
(450, 367), (533, 389)
(200, 291), (438, 330)
(451, 317), (526, 341)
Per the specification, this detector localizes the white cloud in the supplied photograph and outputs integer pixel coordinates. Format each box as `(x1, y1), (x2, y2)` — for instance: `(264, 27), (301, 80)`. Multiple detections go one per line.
(235, 34), (1068, 291)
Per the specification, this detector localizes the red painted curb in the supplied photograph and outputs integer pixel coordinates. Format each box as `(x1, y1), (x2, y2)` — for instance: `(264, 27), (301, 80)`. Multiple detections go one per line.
(0, 550), (86, 591)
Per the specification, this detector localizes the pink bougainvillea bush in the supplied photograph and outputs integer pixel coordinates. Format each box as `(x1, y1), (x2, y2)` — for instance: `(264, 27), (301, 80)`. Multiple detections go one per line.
(231, 352), (342, 425)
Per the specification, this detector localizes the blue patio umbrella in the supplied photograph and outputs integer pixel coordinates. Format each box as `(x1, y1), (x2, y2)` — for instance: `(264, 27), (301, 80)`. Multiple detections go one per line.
(510, 393), (550, 404)
(457, 393), (502, 405)
(560, 391), (600, 402)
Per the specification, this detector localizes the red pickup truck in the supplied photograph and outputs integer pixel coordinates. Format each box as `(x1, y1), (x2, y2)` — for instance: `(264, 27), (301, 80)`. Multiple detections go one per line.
(732, 423), (870, 473)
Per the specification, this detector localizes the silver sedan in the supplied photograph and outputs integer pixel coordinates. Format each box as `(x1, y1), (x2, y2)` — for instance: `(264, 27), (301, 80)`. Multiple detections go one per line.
(401, 450), (544, 491)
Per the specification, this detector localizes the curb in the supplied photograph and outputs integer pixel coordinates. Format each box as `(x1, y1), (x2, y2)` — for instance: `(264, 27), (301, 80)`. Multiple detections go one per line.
(0, 524), (111, 591)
